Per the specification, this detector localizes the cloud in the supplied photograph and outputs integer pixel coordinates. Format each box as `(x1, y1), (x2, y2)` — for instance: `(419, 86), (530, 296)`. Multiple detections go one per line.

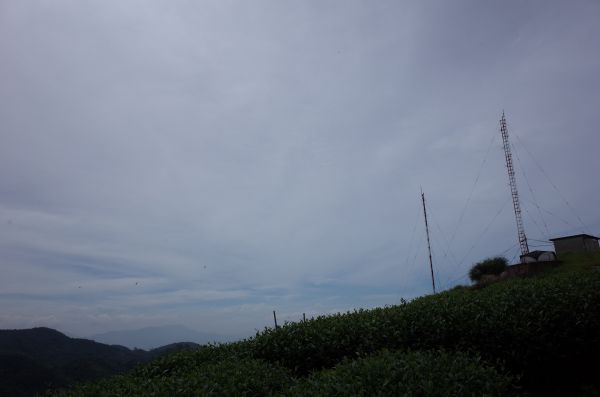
(0, 0), (599, 336)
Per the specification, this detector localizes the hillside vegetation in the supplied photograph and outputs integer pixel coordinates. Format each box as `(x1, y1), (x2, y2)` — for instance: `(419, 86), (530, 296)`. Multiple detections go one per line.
(48, 252), (600, 396)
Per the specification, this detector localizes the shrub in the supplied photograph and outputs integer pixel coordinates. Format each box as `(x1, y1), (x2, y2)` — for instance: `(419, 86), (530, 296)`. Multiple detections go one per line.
(252, 271), (600, 395)
(49, 268), (600, 397)
(288, 349), (516, 397)
(469, 256), (508, 283)
(49, 358), (293, 397)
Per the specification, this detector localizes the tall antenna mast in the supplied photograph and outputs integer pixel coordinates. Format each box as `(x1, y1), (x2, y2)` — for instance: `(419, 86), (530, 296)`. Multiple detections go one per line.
(500, 112), (529, 258)
(421, 188), (436, 294)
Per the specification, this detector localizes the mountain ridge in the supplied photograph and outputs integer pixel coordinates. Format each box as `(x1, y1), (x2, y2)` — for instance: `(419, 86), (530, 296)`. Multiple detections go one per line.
(89, 324), (234, 350)
(0, 327), (200, 397)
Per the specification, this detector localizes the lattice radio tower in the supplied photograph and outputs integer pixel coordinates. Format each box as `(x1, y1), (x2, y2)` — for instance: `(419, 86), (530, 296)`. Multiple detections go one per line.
(500, 112), (529, 257)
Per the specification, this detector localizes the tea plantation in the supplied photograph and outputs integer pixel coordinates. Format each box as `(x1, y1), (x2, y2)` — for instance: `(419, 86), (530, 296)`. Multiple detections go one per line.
(48, 252), (600, 396)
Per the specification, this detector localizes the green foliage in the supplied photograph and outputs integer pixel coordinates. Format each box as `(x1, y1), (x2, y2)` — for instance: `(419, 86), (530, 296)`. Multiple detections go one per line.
(48, 264), (600, 397)
(49, 358), (293, 397)
(252, 270), (600, 395)
(552, 251), (600, 273)
(468, 256), (508, 282)
(289, 349), (515, 397)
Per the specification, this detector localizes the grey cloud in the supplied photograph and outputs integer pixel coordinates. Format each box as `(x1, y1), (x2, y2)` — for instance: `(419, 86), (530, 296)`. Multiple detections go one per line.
(1, 0), (599, 336)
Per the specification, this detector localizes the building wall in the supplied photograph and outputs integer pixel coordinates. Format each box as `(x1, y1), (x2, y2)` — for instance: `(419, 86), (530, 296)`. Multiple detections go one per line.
(553, 236), (599, 254)
(521, 252), (557, 263)
(584, 237), (600, 251)
(521, 255), (537, 263)
(503, 261), (560, 278)
(553, 237), (584, 254)
(539, 252), (557, 261)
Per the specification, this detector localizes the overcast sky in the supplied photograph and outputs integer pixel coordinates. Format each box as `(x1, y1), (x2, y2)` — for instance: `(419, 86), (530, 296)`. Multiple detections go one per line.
(1, 0), (599, 338)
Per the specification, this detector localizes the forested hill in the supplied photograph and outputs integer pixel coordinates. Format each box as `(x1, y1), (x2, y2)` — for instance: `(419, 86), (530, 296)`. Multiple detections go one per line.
(0, 327), (198, 397)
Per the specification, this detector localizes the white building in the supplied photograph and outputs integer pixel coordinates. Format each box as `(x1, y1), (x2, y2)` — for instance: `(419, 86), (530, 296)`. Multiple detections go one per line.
(520, 250), (557, 263)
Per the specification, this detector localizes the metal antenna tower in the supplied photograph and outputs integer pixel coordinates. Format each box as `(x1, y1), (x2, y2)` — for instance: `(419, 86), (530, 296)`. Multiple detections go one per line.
(421, 188), (436, 294)
(500, 112), (529, 257)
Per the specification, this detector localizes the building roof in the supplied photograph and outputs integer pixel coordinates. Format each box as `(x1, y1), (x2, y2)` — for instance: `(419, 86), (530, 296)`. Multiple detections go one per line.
(549, 233), (600, 241)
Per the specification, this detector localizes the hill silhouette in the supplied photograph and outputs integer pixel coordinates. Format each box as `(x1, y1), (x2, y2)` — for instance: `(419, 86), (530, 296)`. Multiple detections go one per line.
(90, 324), (227, 350)
(0, 327), (199, 397)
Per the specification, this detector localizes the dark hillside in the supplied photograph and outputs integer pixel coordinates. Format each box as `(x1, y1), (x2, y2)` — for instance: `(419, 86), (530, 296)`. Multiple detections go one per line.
(0, 327), (199, 396)
(0, 327), (146, 367)
(0, 353), (55, 397)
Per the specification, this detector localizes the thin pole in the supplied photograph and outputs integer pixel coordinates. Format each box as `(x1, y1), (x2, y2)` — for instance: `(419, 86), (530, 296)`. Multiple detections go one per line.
(273, 310), (278, 329)
(421, 188), (436, 294)
(302, 313), (306, 322)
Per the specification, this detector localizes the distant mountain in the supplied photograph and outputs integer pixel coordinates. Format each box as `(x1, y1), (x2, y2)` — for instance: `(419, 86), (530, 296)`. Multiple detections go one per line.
(89, 324), (229, 350)
(148, 341), (202, 357)
(0, 327), (199, 397)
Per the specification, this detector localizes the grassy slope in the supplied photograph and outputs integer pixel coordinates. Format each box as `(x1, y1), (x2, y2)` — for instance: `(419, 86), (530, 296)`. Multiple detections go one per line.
(48, 252), (600, 397)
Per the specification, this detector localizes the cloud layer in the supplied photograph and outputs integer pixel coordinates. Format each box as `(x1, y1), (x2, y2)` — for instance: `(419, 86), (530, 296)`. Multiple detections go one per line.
(1, 0), (599, 337)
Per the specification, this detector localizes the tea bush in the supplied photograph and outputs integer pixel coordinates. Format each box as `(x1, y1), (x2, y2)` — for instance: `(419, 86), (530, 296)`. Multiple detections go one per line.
(288, 349), (516, 397)
(252, 270), (600, 395)
(50, 357), (293, 397)
(48, 265), (600, 396)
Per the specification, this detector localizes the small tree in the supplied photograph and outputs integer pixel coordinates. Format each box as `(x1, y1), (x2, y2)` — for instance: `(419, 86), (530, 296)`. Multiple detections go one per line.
(469, 256), (508, 283)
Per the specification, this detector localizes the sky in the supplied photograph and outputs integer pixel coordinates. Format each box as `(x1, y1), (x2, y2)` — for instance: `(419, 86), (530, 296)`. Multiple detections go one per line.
(1, 0), (599, 339)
